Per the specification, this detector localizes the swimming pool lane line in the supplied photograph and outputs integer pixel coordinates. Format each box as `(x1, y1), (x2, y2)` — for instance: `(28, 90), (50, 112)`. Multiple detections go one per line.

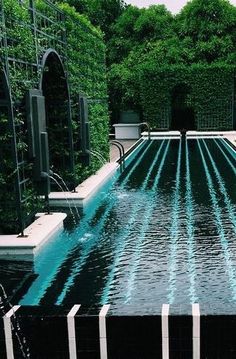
(141, 140), (166, 189)
(55, 141), (165, 305)
(185, 139), (198, 303)
(100, 140), (169, 305)
(167, 138), (182, 305)
(121, 140), (154, 187)
(100, 140), (170, 305)
(21, 141), (155, 305)
(197, 140), (236, 300)
(219, 138), (236, 160)
(213, 139), (236, 176)
(54, 141), (157, 305)
(124, 141), (171, 303)
(202, 139), (236, 234)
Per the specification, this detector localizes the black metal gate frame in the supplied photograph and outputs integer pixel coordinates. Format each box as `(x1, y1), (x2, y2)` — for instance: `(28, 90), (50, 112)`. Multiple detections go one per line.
(0, 0), (99, 234)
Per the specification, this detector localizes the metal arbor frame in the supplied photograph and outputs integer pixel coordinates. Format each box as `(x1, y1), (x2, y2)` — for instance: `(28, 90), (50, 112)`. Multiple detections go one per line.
(0, 0), (79, 234)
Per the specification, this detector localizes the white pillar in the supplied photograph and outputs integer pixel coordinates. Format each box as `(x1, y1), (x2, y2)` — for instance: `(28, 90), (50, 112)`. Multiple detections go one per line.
(192, 304), (200, 359)
(99, 304), (110, 359)
(67, 304), (81, 359)
(3, 305), (21, 359)
(162, 304), (169, 359)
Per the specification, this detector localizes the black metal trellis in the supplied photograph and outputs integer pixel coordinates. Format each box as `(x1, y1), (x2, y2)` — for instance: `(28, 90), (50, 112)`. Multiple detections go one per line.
(0, 0), (69, 234)
(0, 0), (103, 234)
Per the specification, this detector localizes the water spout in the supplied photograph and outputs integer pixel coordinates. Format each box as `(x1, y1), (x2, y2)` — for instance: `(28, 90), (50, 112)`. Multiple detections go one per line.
(89, 150), (107, 165)
(51, 171), (80, 221)
(47, 174), (78, 225)
(180, 128), (187, 139)
(140, 122), (151, 140)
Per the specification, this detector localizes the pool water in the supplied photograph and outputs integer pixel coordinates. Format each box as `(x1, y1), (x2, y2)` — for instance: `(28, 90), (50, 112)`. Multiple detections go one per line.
(19, 138), (236, 313)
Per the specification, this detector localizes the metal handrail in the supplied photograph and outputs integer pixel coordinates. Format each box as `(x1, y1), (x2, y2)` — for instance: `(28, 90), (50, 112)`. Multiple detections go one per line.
(110, 140), (125, 171)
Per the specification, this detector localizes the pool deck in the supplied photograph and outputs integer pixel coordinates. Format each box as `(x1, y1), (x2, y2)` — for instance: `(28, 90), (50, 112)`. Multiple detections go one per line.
(224, 131), (236, 146)
(49, 162), (119, 207)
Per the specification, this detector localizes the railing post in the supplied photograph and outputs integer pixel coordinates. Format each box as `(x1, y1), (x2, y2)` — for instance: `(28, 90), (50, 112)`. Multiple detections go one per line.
(99, 305), (110, 359)
(162, 304), (169, 359)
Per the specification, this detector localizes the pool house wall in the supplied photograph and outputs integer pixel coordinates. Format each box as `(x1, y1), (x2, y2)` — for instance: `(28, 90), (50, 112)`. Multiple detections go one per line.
(0, 0), (109, 234)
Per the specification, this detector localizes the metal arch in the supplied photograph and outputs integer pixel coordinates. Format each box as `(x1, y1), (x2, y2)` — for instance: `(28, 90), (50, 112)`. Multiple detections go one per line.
(39, 48), (67, 91)
(39, 48), (75, 183)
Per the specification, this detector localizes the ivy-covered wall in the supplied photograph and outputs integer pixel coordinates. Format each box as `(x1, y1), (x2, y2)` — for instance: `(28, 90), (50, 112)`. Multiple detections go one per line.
(140, 64), (235, 130)
(0, 0), (109, 233)
(59, 3), (109, 183)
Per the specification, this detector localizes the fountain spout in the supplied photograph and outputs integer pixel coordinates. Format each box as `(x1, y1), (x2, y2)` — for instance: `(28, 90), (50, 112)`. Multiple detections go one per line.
(140, 122), (151, 140)
(180, 128), (187, 139)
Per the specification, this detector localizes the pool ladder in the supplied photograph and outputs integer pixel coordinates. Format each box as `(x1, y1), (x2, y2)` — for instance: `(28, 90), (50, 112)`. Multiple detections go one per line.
(110, 140), (125, 172)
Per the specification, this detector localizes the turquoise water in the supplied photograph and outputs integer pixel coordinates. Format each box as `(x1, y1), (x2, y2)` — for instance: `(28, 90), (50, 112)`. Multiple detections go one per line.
(19, 138), (236, 313)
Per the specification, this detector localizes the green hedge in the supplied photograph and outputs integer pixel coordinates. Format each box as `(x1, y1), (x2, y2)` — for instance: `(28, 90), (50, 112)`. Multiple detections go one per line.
(139, 63), (235, 130)
(59, 3), (109, 182)
(0, 0), (109, 233)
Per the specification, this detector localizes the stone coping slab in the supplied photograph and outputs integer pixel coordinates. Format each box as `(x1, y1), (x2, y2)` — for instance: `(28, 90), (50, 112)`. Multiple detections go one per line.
(49, 162), (119, 207)
(141, 130), (236, 140)
(0, 212), (67, 260)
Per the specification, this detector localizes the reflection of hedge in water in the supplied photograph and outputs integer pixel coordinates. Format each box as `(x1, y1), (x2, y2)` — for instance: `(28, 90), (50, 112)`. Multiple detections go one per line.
(0, 0), (109, 233)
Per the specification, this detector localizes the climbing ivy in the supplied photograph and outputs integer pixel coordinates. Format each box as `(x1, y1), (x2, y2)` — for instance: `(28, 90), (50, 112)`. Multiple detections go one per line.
(0, 0), (109, 233)
(109, 59), (235, 130)
(59, 3), (109, 182)
(139, 63), (235, 130)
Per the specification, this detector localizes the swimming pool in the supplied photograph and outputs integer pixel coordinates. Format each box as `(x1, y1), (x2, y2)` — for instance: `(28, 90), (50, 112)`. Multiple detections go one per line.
(18, 137), (236, 314)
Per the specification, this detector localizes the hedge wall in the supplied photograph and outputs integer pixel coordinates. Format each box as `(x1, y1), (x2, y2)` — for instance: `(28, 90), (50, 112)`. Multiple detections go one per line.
(140, 63), (235, 130)
(59, 3), (109, 182)
(0, 0), (109, 233)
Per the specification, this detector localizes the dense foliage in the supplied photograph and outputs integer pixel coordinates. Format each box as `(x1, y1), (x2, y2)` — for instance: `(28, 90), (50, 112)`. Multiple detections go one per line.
(107, 0), (236, 128)
(58, 3), (110, 182)
(0, 0), (109, 233)
(58, 0), (126, 41)
(140, 63), (234, 130)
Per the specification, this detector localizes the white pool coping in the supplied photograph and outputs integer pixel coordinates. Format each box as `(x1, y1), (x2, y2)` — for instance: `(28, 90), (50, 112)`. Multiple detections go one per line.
(142, 130), (236, 140)
(0, 212), (67, 260)
(49, 162), (119, 207)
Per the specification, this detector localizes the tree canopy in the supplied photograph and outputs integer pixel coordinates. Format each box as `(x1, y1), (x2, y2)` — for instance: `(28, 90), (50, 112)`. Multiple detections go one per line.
(59, 0), (236, 123)
(106, 0), (236, 121)
(60, 0), (126, 40)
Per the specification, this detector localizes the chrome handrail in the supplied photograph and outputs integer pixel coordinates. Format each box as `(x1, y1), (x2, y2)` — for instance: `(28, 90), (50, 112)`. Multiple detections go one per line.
(110, 140), (125, 171)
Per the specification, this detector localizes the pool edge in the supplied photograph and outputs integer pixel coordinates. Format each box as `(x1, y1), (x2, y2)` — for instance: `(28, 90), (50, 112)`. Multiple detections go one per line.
(0, 212), (67, 261)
